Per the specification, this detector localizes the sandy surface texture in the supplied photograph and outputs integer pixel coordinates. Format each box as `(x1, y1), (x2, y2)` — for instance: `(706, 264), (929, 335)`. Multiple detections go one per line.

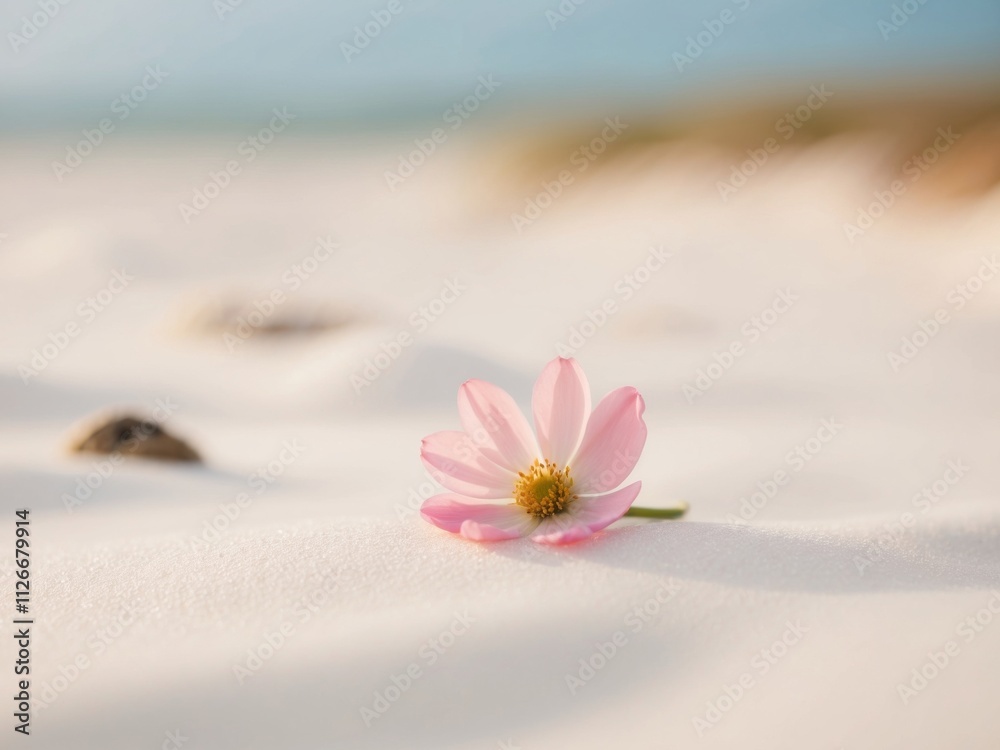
(2, 135), (1000, 748)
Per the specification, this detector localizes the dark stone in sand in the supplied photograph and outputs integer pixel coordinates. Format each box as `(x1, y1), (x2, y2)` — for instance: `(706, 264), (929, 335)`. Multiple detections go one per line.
(70, 414), (201, 463)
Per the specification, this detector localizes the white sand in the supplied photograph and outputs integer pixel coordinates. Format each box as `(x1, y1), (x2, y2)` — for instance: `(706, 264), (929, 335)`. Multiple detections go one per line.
(2, 133), (1000, 748)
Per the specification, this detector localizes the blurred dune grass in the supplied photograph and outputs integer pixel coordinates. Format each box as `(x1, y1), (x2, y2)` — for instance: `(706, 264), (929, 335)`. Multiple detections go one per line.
(495, 90), (1000, 203)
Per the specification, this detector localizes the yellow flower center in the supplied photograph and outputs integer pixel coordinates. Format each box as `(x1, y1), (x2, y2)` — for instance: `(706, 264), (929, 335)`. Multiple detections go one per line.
(514, 459), (576, 519)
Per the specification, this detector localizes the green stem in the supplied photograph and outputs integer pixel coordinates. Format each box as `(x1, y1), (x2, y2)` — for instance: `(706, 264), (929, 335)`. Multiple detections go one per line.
(624, 502), (689, 520)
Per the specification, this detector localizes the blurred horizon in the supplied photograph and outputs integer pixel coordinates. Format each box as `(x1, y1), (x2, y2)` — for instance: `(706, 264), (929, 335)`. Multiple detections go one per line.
(3, 0), (1000, 132)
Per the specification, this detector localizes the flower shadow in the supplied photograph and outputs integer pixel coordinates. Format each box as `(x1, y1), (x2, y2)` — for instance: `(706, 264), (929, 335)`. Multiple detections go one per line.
(532, 515), (1000, 593)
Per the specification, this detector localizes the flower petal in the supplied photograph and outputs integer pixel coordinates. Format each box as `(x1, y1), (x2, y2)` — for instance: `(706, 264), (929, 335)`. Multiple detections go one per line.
(421, 495), (539, 540)
(420, 431), (516, 499)
(458, 379), (539, 472)
(529, 513), (594, 545)
(568, 481), (642, 533)
(571, 387), (647, 494)
(460, 516), (535, 542)
(532, 357), (591, 467)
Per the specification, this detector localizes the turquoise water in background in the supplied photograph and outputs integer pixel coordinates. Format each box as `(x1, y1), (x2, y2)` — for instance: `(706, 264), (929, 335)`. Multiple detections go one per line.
(2, 0), (999, 132)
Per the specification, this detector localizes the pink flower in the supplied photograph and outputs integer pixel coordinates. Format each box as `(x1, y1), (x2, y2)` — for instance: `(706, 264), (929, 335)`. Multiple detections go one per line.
(419, 357), (647, 545)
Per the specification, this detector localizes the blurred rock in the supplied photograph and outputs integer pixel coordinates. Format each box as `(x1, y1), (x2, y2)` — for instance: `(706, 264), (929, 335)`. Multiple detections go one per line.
(69, 414), (201, 463)
(176, 296), (355, 340)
